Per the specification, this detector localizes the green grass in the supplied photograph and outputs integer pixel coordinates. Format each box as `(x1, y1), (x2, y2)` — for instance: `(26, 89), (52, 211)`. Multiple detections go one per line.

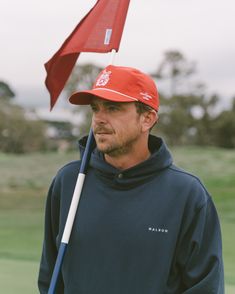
(0, 147), (234, 293)
(0, 259), (39, 294)
(0, 151), (76, 293)
(172, 146), (235, 292)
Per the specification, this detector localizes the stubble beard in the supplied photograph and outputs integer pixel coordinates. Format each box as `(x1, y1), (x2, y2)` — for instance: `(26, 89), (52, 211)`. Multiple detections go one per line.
(96, 131), (141, 157)
(94, 113), (142, 157)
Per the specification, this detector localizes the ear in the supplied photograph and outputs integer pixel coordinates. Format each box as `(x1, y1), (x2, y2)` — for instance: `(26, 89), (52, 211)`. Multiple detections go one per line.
(141, 110), (158, 132)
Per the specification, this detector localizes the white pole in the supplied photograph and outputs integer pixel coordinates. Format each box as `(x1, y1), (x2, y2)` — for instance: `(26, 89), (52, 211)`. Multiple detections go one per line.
(62, 48), (117, 243)
(61, 174), (86, 243)
(109, 49), (117, 65)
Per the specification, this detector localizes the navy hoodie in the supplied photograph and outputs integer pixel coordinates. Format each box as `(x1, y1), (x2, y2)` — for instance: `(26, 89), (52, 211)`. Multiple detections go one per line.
(38, 135), (224, 293)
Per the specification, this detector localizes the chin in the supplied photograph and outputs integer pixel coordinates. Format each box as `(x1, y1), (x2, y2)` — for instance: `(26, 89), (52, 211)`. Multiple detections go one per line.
(97, 143), (118, 155)
(96, 143), (109, 152)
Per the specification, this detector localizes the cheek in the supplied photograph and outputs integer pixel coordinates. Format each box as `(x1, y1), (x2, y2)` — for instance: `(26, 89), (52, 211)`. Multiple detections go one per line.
(91, 116), (97, 129)
(116, 120), (141, 139)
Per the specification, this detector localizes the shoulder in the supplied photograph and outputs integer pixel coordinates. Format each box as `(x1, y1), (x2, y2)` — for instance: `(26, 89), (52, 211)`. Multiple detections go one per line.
(53, 160), (81, 185)
(47, 160), (82, 201)
(169, 164), (206, 186)
(166, 164), (211, 209)
(166, 166), (220, 236)
(57, 160), (81, 175)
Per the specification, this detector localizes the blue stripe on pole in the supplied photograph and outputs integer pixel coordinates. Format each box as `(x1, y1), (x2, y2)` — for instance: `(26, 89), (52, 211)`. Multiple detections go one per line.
(80, 129), (95, 173)
(48, 242), (67, 294)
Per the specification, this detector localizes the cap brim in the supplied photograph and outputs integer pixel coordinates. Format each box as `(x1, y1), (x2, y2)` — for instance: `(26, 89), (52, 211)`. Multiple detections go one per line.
(69, 88), (138, 105)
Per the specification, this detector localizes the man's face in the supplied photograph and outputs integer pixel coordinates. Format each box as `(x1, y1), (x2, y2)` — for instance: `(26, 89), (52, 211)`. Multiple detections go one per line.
(91, 98), (144, 157)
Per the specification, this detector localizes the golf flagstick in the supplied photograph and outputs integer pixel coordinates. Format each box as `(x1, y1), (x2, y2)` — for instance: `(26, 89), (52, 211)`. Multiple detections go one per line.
(45, 1), (130, 292)
(48, 128), (95, 294)
(48, 50), (117, 294)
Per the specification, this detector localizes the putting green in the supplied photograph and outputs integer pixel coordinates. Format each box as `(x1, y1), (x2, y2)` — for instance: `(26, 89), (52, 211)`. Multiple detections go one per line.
(0, 258), (39, 294)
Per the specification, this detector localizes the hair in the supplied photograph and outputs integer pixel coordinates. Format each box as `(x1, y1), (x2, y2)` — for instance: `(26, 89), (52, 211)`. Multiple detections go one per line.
(134, 101), (156, 114)
(134, 102), (158, 131)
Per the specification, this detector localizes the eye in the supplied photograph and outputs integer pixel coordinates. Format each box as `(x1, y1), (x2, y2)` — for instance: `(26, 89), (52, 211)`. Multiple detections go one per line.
(91, 104), (98, 113)
(107, 104), (120, 112)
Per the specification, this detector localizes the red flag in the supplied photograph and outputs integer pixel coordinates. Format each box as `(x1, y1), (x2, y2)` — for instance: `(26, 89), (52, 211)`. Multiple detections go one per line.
(45, 0), (130, 109)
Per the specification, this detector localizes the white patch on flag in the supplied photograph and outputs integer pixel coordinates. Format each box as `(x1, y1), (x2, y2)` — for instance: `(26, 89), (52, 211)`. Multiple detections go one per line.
(104, 29), (112, 45)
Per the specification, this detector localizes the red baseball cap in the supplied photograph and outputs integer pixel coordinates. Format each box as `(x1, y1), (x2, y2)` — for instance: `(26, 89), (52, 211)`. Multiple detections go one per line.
(69, 65), (159, 111)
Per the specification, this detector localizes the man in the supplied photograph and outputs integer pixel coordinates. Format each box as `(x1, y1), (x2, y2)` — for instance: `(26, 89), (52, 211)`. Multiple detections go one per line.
(38, 65), (224, 293)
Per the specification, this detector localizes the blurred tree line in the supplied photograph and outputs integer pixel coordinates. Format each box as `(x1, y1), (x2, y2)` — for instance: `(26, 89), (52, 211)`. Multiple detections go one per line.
(1, 50), (234, 153)
(0, 82), (48, 153)
(150, 51), (235, 148)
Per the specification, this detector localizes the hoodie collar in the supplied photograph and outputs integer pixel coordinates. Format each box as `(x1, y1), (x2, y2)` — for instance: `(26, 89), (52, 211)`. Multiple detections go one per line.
(79, 135), (173, 189)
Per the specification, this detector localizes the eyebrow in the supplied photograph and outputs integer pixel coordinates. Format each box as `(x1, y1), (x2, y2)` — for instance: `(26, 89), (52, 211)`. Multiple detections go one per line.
(91, 100), (123, 107)
(103, 101), (122, 107)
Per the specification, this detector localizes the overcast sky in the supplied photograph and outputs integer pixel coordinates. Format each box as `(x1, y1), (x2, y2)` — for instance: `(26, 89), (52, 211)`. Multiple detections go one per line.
(1, 0), (234, 108)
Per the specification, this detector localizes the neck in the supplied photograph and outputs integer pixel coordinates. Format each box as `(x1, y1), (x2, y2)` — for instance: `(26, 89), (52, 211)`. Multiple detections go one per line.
(104, 140), (151, 170)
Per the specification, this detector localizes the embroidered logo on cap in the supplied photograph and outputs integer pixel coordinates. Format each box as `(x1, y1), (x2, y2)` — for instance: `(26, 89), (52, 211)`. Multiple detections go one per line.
(96, 70), (112, 87)
(140, 92), (153, 100)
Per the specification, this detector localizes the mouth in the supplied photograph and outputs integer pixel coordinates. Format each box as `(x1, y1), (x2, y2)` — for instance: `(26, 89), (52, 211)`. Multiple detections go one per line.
(95, 132), (112, 136)
(94, 128), (113, 136)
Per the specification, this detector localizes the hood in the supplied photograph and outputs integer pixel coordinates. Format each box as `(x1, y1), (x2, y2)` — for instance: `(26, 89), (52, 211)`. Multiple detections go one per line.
(78, 135), (173, 189)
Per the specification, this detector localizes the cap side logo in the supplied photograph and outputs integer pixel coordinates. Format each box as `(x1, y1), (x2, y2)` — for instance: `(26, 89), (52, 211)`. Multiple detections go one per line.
(96, 70), (112, 87)
(140, 92), (153, 100)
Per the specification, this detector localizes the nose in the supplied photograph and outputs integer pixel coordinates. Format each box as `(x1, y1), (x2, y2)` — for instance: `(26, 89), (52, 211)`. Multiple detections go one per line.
(92, 108), (108, 125)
